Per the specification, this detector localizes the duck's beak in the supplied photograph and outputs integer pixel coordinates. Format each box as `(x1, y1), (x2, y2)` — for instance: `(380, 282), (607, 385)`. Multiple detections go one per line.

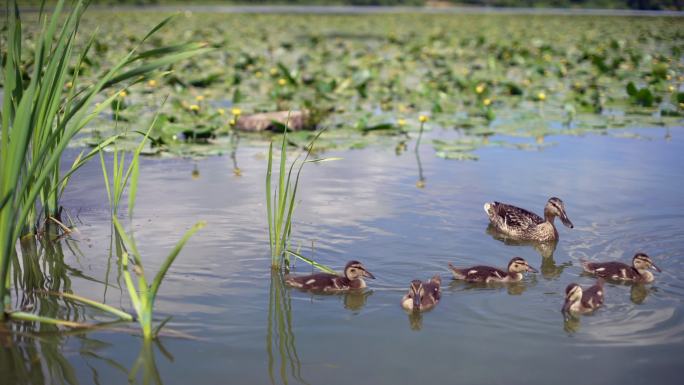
(560, 210), (574, 229)
(561, 298), (571, 313)
(362, 268), (375, 279)
(649, 261), (662, 273)
(526, 264), (539, 273)
(413, 291), (422, 310)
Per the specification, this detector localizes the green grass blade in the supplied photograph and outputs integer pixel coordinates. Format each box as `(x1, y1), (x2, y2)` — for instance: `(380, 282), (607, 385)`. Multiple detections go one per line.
(149, 221), (206, 303)
(120, 252), (142, 320)
(8, 311), (91, 328)
(45, 291), (134, 321)
(112, 217), (144, 271)
(284, 250), (335, 274)
(266, 142), (274, 255)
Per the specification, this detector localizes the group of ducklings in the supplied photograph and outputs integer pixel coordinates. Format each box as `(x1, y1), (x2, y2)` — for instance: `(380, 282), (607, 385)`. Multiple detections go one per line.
(285, 197), (662, 318)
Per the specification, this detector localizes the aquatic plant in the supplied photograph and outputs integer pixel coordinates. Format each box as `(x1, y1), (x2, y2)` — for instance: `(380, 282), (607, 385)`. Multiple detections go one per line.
(265, 128), (339, 272)
(113, 217), (205, 339)
(0, 0), (210, 321)
(100, 109), (158, 218)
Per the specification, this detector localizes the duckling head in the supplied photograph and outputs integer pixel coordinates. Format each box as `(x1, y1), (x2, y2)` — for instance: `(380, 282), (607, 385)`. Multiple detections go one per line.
(562, 283), (583, 313)
(633, 252), (661, 273)
(508, 257), (538, 274)
(344, 261), (375, 281)
(408, 280), (424, 311)
(545, 197), (574, 229)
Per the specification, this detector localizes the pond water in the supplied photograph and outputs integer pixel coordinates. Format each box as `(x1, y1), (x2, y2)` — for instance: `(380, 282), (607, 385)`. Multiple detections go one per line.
(3, 125), (684, 384)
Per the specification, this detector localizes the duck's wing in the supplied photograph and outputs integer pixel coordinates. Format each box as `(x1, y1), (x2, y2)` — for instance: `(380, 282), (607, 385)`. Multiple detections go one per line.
(491, 202), (545, 229)
(582, 282), (605, 308)
(581, 261), (635, 280)
(464, 265), (508, 282)
(422, 280), (441, 303)
(285, 272), (343, 290)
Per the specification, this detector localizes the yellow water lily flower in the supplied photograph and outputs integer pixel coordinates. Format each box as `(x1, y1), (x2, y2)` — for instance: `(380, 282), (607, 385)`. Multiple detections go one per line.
(397, 118), (406, 127)
(419, 115), (428, 123)
(537, 92), (546, 101)
(475, 84), (485, 94)
(119, 90), (128, 98)
(218, 108), (225, 115)
(195, 95), (205, 101)
(483, 98), (492, 106)
(147, 79), (157, 87)
(190, 104), (200, 111)
(278, 78), (287, 86)
(231, 108), (241, 116)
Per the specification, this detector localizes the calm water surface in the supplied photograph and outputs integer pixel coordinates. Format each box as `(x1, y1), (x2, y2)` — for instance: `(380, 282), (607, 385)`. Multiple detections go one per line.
(4, 126), (684, 384)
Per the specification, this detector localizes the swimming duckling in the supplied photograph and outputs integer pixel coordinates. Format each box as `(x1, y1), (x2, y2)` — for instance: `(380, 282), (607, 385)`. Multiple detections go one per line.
(284, 260), (374, 292)
(401, 275), (441, 312)
(448, 257), (538, 283)
(484, 197), (573, 242)
(581, 252), (661, 283)
(562, 280), (604, 315)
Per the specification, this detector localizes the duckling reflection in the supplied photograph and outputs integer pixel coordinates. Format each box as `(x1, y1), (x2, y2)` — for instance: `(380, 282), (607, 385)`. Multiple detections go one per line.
(343, 290), (372, 311)
(563, 313), (582, 334)
(407, 310), (424, 331)
(448, 279), (533, 296)
(630, 283), (657, 305)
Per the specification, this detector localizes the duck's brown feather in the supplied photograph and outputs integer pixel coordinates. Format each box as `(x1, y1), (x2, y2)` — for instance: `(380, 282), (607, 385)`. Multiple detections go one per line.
(285, 272), (353, 292)
(490, 201), (544, 230)
(581, 282), (605, 309)
(582, 261), (640, 280)
(450, 264), (508, 282)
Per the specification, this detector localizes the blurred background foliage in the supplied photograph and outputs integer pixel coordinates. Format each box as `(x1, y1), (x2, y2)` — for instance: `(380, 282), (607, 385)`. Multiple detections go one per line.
(16, 0), (684, 11)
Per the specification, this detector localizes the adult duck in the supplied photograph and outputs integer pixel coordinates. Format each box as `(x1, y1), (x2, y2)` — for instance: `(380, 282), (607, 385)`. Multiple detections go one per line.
(484, 197), (573, 242)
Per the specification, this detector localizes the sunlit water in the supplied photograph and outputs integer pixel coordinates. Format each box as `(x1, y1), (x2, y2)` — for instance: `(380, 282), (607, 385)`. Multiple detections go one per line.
(4, 126), (684, 384)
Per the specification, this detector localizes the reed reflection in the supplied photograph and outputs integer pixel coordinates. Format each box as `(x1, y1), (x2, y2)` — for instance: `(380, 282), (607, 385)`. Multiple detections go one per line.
(267, 272), (310, 385)
(0, 321), (128, 385)
(128, 340), (170, 385)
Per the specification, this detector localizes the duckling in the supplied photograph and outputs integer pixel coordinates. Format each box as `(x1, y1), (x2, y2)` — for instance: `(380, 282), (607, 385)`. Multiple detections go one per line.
(484, 197), (574, 242)
(401, 275), (441, 312)
(284, 260), (375, 292)
(562, 280), (604, 315)
(581, 252), (661, 283)
(448, 257), (537, 283)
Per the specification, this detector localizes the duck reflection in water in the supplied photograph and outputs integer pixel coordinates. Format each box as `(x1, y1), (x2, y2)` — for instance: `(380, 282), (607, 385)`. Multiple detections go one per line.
(448, 279), (533, 296)
(408, 311), (424, 331)
(343, 290), (373, 312)
(486, 224), (571, 280)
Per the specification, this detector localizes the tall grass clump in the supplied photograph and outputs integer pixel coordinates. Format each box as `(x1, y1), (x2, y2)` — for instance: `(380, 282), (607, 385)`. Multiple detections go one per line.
(0, 0), (210, 320)
(100, 119), (155, 218)
(265, 129), (338, 272)
(113, 218), (205, 339)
